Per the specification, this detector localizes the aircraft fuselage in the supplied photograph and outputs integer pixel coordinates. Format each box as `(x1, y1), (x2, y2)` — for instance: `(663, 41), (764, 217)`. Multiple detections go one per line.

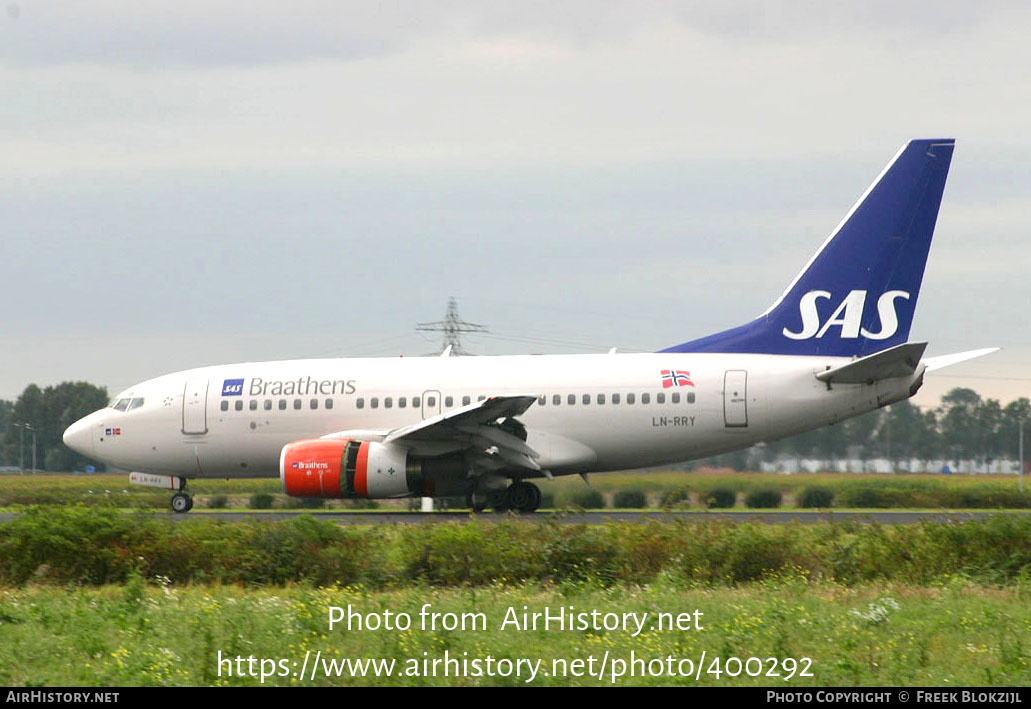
(64, 351), (918, 480)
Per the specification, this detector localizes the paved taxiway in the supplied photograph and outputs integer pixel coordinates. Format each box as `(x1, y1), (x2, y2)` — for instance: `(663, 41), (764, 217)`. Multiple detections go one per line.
(156, 510), (1026, 525)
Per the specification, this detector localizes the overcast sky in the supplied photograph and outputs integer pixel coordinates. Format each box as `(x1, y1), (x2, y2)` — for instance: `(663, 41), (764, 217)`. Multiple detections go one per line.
(2, 1), (1029, 408)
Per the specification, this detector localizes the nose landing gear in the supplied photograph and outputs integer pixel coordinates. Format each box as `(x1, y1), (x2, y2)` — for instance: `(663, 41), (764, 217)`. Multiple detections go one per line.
(128, 472), (194, 513)
(171, 491), (194, 513)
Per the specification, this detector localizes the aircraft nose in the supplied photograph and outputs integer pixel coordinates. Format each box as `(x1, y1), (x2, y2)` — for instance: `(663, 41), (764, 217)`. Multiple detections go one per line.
(63, 416), (94, 456)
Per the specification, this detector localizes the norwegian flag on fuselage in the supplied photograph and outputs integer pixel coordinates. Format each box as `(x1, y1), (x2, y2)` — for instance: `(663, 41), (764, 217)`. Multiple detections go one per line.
(661, 369), (694, 388)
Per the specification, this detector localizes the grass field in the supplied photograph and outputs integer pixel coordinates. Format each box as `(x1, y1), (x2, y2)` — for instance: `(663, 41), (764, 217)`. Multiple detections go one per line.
(1, 470), (1029, 510)
(0, 580), (1027, 686)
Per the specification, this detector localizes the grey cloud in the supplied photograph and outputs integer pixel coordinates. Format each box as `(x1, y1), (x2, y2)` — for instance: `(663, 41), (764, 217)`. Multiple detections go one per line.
(1, 0), (1025, 69)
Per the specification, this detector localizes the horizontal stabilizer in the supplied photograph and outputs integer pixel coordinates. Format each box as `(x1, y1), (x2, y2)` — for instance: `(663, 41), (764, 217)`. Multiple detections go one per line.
(922, 347), (999, 372)
(816, 342), (927, 384)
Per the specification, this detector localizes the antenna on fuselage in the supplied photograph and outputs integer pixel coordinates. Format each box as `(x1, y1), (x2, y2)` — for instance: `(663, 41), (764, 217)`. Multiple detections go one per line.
(416, 297), (489, 356)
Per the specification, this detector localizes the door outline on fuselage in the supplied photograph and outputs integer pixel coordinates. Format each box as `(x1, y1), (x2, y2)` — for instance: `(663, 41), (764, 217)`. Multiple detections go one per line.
(182, 378), (209, 434)
(723, 370), (748, 428)
(421, 390), (442, 420)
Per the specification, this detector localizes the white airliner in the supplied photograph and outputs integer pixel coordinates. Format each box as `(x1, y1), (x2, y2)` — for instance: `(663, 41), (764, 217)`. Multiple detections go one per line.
(63, 139), (994, 513)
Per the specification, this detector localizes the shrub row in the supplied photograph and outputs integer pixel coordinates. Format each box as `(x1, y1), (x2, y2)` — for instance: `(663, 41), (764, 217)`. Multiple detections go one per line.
(2, 506), (1030, 588)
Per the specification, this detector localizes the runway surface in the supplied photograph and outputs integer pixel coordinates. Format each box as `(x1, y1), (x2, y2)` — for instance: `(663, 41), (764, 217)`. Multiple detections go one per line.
(158, 509), (1026, 525)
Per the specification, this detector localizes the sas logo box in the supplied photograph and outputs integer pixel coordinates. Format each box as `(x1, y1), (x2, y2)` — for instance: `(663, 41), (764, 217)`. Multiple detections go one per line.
(221, 378), (245, 396)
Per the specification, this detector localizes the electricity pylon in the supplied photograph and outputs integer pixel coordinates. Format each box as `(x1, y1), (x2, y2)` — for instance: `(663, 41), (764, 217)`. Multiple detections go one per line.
(416, 297), (488, 356)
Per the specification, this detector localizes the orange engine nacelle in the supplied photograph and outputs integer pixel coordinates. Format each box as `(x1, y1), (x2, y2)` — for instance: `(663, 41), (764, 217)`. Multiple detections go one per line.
(279, 438), (414, 498)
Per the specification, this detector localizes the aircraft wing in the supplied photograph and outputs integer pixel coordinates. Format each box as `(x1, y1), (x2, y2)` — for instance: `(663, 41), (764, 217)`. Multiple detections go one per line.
(322, 394), (543, 471)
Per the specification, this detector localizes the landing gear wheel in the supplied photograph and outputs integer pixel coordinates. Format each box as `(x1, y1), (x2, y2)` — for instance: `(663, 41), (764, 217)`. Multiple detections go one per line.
(507, 481), (542, 513)
(490, 489), (510, 513)
(467, 491), (489, 513)
(527, 482), (542, 512)
(171, 492), (192, 514)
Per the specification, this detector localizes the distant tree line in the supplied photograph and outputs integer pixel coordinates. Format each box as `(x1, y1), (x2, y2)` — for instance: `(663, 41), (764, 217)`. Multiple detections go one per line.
(703, 388), (1031, 472)
(0, 382), (108, 472)
(0, 381), (1027, 473)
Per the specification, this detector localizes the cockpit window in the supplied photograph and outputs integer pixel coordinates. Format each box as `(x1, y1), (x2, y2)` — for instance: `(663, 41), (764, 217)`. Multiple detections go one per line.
(112, 398), (130, 411)
(127, 398), (145, 411)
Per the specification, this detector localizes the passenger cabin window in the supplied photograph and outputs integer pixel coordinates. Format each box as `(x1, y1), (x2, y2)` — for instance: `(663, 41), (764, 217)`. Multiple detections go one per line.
(582, 394), (591, 405)
(310, 399), (318, 409)
(462, 396), (470, 406)
(627, 393), (636, 404)
(220, 401), (229, 412)
(553, 394), (561, 406)
(293, 399), (301, 410)
(356, 398), (365, 409)
(687, 392), (696, 403)
(567, 394), (576, 405)
(325, 399), (333, 409)
(657, 393), (665, 404)
(399, 397), (407, 408)
(642, 393), (650, 404)
(478, 395), (486, 401)
(412, 397), (421, 408)
(598, 393), (605, 405)
(264, 400), (273, 410)
(671, 392), (680, 404)
(445, 396), (453, 407)
(371, 398), (379, 409)
(612, 393), (621, 404)
(249, 400), (258, 411)
(235, 400), (243, 411)
(385, 397), (393, 409)
(427, 396), (436, 407)
(279, 399), (287, 410)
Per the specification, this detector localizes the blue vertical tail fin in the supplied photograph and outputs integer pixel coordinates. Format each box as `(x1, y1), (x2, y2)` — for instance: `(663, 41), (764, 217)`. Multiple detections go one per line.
(662, 139), (955, 357)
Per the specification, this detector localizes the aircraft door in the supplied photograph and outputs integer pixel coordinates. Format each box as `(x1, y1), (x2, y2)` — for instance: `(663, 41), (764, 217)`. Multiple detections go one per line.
(182, 378), (209, 434)
(421, 390), (441, 420)
(723, 370), (748, 428)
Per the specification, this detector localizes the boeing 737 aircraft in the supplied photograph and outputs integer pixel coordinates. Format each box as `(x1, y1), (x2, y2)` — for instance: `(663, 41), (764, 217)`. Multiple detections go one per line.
(63, 138), (994, 513)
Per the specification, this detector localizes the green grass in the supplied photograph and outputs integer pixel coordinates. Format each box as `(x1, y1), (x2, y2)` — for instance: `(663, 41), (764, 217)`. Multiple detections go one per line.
(0, 580), (1027, 686)
(540, 471), (1031, 509)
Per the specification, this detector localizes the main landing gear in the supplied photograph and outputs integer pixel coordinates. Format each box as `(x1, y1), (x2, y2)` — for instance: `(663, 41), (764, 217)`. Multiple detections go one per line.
(466, 480), (542, 514)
